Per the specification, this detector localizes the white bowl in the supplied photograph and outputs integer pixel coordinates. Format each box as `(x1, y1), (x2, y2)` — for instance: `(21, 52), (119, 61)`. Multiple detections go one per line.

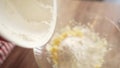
(0, 0), (57, 48)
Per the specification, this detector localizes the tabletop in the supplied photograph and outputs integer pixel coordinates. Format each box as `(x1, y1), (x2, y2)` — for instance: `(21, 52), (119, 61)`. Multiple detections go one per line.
(0, 0), (120, 68)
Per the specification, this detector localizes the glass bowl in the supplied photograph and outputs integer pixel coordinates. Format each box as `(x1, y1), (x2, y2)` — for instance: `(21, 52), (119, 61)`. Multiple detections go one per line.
(33, 15), (120, 68)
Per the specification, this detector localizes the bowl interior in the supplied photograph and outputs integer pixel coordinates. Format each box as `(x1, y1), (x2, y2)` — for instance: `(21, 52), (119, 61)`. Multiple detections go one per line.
(34, 15), (120, 68)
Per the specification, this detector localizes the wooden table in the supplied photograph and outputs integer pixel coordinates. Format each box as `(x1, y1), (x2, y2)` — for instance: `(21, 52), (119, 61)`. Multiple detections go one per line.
(0, 0), (120, 68)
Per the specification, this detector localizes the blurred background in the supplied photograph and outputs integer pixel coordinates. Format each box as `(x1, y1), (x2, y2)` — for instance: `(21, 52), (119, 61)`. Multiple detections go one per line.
(82, 0), (120, 4)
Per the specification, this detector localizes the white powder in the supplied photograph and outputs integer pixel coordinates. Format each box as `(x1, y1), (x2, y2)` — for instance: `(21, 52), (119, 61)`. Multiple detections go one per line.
(47, 26), (108, 68)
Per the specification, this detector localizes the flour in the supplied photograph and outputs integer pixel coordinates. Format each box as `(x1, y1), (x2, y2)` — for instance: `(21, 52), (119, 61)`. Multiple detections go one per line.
(47, 26), (108, 68)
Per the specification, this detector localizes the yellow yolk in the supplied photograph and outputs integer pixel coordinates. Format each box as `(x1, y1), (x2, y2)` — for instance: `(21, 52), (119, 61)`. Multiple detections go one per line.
(95, 64), (101, 68)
